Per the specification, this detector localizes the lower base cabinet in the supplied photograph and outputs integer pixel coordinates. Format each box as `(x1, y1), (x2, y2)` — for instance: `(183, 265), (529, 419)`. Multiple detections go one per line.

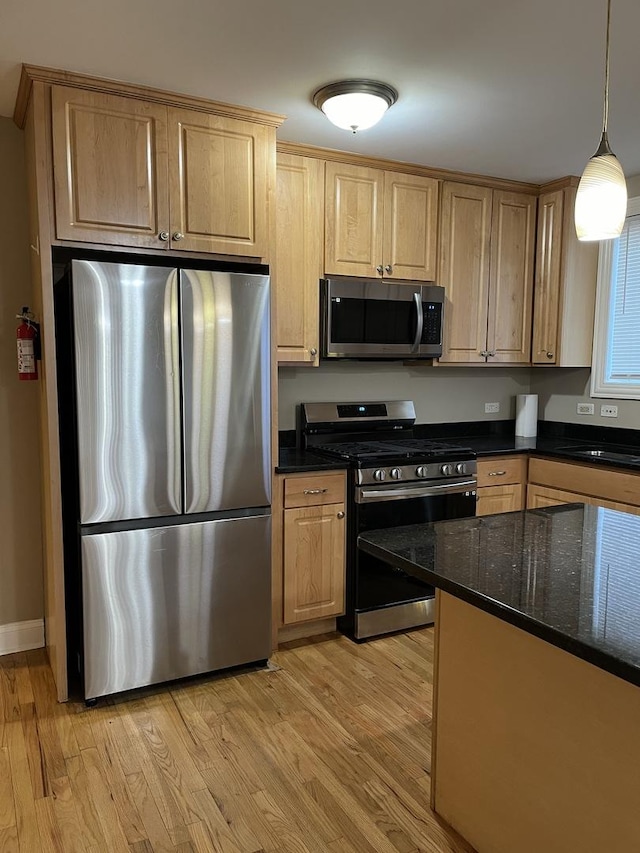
(527, 458), (640, 516)
(476, 455), (527, 516)
(276, 471), (347, 628)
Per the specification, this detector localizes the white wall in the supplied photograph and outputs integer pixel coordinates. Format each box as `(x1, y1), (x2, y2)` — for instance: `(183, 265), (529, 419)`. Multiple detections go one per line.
(278, 362), (531, 430)
(0, 118), (43, 626)
(530, 368), (640, 430)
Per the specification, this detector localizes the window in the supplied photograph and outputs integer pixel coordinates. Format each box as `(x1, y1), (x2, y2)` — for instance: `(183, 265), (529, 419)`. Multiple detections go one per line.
(592, 197), (640, 399)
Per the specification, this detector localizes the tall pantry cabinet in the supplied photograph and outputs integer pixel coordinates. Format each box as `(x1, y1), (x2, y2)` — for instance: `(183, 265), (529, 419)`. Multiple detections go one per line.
(15, 65), (284, 700)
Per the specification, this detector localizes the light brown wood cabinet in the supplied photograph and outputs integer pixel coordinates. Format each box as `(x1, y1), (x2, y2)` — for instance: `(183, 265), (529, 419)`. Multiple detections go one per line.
(281, 472), (346, 625)
(439, 183), (536, 364)
(532, 186), (599, 366)
(275, 153), (324, 365)
(476, 455), (527, 516)
(527, 457), (640, 515)
(52, 85), (274, 258)
(324, 162), (439, 281)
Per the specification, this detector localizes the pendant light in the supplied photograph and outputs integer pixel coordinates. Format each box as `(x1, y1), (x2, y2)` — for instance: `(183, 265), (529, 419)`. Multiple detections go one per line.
(575, 0), (627, 241)
(313, 80), (398, 134)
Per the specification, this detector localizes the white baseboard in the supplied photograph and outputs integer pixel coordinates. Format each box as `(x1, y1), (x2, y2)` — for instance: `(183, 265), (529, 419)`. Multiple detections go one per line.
(0, 619), (45, 656)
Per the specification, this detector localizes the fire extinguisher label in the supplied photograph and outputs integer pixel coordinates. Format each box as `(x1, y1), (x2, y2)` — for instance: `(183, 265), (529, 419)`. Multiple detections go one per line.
(17, 339), (35, 373)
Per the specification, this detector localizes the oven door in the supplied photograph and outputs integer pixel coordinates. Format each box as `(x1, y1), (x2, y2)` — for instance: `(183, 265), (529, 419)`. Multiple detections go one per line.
(321, 278), (443, 358)
(351, 478), (476, 639)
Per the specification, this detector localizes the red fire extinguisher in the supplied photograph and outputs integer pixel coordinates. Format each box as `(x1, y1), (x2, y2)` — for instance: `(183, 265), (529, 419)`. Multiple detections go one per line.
(16, 307), (40, 382)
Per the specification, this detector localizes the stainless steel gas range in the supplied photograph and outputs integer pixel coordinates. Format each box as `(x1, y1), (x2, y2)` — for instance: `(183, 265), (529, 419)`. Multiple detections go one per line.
(300, 401), (477, 640)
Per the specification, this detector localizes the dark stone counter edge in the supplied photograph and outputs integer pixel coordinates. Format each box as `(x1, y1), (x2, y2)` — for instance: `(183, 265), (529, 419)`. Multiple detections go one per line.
(275, 448), (350, 474)
(358, 534), (640, 690)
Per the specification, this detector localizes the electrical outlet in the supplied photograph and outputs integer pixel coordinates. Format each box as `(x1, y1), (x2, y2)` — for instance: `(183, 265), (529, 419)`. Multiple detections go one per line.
(601, 404), (618, 418)
(485, 402), (500, 414)
(577, 403), (595, 415)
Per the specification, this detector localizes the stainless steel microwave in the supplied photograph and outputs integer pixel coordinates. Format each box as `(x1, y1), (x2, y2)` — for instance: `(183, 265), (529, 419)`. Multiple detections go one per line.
(321, 278), (444, 359)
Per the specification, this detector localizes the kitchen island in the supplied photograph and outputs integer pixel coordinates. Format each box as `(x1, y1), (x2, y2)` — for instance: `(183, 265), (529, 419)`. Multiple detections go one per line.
(359, 504), (640, 853)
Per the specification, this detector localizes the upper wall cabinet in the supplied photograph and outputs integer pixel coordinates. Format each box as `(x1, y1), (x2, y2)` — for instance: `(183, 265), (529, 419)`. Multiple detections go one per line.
(275, 153), (324, 365)
(324, 162), (439, 282)
(532, 186), (598, 367)
(51, 85), (277, 258)
(439, 183), (536, 364)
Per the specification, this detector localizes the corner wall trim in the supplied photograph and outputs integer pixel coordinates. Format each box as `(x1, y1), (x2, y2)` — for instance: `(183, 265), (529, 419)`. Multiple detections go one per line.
(0, 619), (45, 656)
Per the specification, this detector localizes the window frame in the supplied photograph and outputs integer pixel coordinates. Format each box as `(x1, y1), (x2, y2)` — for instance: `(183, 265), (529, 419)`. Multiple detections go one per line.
(591, 196), (640, 400)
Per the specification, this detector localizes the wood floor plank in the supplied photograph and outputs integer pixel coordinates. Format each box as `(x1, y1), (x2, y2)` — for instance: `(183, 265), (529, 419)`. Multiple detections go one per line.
(0, 826), (18, 853)
(125, 771), (174, 853)
(0, 747), (16, 829)
(3, 719), (42, 853)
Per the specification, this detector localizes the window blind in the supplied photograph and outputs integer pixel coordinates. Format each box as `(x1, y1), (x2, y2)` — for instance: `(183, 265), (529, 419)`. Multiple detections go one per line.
(607, 214), (640, 382)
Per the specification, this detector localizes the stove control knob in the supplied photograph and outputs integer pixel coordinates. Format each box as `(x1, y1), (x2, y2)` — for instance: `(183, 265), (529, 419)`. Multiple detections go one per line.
(440, 463), (454, 476)
(390, 468), (402, 480)
(455, 462), (467, 475)
(416, 466), (429, 478)
(373, 469), (386, 482)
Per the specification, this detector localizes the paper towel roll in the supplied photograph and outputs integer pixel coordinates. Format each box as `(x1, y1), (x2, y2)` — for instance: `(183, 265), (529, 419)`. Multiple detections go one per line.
(515, 394), (538, 438)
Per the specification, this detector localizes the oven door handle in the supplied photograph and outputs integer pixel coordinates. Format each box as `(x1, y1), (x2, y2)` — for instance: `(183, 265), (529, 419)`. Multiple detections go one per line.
(356, 478), (477, 503)
(412, 292), (424, 352)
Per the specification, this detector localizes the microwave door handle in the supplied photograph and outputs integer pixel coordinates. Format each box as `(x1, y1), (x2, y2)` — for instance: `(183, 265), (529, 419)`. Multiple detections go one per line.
(412, 293), (423, 352)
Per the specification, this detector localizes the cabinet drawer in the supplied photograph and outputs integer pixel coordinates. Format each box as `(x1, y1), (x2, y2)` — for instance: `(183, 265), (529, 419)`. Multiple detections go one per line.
(284, 473), (346, 508)
(476, 455), (527, 488)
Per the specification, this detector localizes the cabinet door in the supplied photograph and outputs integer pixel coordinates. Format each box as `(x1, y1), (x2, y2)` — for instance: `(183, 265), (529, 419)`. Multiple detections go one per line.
(283, 503), (346, 624)
(275, 154), (323, 365)
(476, 484), (525, 516)
(325, 162), (384, 278)
(439, 183), (493, 362)
(51, 86), (170, 248)
(526, 484), (577, 509)
(383, 172), (439, 282)
(486, 192), (536, 363)
(168, 107), (271, 257)
(532, 190), (564, 364)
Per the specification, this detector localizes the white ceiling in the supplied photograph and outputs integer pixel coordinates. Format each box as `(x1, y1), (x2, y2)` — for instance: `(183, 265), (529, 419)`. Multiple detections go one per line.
(1, 0), (639, 183)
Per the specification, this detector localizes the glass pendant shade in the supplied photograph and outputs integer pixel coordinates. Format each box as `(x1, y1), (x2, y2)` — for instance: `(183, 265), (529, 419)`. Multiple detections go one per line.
(313, 80), (398, 133)
(575, 138), (627, 241)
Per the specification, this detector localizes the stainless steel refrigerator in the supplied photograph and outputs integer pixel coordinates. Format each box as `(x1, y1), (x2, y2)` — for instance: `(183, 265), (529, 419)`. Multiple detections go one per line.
(59, 259), (271, 700)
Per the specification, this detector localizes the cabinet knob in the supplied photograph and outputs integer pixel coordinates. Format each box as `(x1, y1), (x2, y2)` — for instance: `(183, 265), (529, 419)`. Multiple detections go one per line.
(480, 350), (489, 358)
(158, 231), (169, 242)
(376, 265), (384, 275)
(546, 351), (554, 359)
(173, 232), (184, 242)
(384, 264), (393, 275)
(337, 511), (345, 519)
(488, 350), (496, 357)
(309, 347), (318, 357)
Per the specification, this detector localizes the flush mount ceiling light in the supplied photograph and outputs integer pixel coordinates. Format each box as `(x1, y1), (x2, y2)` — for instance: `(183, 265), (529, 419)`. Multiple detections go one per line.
(575, 0), (627, 241)
(312, 80), (398, 134)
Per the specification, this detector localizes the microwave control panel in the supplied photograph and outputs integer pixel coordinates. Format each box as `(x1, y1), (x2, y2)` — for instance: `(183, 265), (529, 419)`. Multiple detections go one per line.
(421, 303), (442, 345)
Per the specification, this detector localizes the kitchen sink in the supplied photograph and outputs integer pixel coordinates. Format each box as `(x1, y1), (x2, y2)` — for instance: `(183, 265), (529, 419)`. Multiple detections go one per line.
(557, 446), (640, 464)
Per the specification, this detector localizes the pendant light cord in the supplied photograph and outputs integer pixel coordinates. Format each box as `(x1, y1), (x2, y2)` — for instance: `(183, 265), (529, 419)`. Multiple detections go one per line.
(602, 0), (612, 135)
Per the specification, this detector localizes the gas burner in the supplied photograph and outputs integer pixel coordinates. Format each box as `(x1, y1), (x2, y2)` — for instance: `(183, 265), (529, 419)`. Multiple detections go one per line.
(313, 438), (474, 463)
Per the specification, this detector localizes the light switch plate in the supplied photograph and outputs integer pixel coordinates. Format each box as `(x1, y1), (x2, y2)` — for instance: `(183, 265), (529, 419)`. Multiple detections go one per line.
(485, 402), (500, 414)
(600, 404), (618, 418)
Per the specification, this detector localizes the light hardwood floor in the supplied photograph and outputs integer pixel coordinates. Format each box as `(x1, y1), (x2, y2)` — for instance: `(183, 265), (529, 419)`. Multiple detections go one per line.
(0, 629), (474, 853)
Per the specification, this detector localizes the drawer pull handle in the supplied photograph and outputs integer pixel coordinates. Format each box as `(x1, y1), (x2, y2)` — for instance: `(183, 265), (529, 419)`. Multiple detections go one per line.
(488, 471), (507, 477)
(303, 488), (328, 495)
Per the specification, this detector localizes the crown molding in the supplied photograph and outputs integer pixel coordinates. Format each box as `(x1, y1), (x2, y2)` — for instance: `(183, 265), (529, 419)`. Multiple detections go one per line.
(14, 65), (287, 129)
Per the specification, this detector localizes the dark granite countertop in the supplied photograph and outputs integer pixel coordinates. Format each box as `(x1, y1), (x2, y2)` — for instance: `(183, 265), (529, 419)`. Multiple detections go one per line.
(276, 448), (349, 474)
(277, 421), (640, 474)
(359, 504), (640, 688)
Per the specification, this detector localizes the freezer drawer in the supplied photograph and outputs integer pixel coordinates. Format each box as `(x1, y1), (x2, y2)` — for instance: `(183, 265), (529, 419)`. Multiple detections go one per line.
(81, 514), (271, 699)
(181, 270), (271, 513)
(72, 260), (182, 523)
